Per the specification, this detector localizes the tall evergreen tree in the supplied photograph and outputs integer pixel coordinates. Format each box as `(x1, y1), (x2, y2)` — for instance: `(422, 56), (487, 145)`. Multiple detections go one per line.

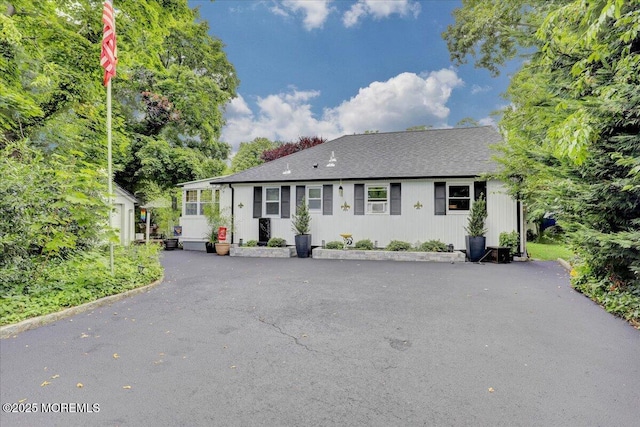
(444, 0), (639, 321)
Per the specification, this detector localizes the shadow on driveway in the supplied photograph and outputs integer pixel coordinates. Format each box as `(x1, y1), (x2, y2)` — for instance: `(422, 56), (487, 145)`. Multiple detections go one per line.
(1, 251), (639, 426)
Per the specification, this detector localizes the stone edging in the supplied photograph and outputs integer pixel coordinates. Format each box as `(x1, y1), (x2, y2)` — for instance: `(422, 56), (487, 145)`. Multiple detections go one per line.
(231, 246), (296, 258)
(0, 276), (164, 339)
(557, 258), (572, 272)
(312, 248), (466, 262)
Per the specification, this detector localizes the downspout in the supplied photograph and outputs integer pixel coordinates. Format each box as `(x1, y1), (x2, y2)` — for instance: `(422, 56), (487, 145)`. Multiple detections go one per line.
(517, 200), (522, 256)
(229, 183), (235, 244)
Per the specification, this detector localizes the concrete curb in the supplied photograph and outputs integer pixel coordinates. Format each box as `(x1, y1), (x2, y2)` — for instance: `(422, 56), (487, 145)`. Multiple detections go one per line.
(312, 248), (466, 263)
(557, 258), (572, 272)
(0, 276), (164, 339)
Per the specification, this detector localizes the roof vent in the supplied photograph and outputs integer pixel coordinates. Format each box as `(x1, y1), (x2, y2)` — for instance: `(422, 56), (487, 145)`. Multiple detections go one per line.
(326, 151), (336, 167)
(282, 163), (291, 175)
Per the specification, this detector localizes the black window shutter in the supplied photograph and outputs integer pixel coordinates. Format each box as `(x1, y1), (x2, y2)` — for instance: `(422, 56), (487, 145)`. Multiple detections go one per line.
(354, 184), (364, 215)
(390, 183), (401, 215)
(253, 186), (262, 218)
(474, 181), (487, 201)
(434, 182), (446, 215)
(281, 186), (290, 218)
(296, 185), (305, 208)
(323, 185), (333, 215)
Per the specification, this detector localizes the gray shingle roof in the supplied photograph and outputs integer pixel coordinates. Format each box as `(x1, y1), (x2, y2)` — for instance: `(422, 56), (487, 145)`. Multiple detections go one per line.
(212, 126), (502, 184)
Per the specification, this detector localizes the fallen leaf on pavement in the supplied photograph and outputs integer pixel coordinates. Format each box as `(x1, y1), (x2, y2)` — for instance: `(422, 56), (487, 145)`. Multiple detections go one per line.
(113, 353), (120, 359)
(41, 381), (50, 387)
(122, 385), (132, 389)
(77, 383), (83, 388)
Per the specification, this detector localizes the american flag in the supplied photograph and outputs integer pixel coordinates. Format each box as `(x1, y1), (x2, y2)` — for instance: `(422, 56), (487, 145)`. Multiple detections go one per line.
(100, 0), (117, 86)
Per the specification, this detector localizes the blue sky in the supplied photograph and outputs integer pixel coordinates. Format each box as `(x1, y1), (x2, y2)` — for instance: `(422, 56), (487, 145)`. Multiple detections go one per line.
(189, 0), (517, 150)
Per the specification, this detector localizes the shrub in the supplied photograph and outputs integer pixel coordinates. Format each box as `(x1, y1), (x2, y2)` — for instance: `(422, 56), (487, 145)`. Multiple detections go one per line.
(464, 193), (487, 237)
(542, 225), (563, 241)
(244, 240), (258, 247)
(499, 231), (520, 255)
(267, 237), (286, 247)
(385, 240), (412, 251)
(0, 244), (163, 326)
(416, 240), (448, 252)
(354, 239), (375, 250)
(291, 197), (311, 235)
(324, 241), (343, 249)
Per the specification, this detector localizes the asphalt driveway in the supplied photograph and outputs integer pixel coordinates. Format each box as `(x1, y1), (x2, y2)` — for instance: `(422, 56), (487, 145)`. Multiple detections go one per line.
(1, 252), (639, 426)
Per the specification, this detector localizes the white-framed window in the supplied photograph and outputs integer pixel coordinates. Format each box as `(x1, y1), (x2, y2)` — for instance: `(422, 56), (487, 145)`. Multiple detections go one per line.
(307, 186), (322, 213)
(448, 184), (471, 212)
(265, 187), (280, 216)
(184, 189), (217, 216)
(185, 190), (199, 215)
(199, 189), (212, 215)
(366, 184), (388, 214)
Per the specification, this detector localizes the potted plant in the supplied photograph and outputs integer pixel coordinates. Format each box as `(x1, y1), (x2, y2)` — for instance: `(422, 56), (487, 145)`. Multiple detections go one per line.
(204, 204), (233, 255)
(154, 201), (179, 250)
(215, 235), (230, 255)
(214, 210), (233, 256)
(291, 197), (311, 258)
(499, 230), (520, 260)
(465, 193), (487, 262)
(205, 227), (217, 253)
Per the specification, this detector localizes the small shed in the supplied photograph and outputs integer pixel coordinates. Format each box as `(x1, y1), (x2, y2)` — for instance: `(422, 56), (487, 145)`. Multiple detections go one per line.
(113, 183), (138, 245)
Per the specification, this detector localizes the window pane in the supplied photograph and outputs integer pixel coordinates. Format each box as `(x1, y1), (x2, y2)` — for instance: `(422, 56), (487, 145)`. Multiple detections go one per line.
(266, 201), (279, 215)
(185, 203), (197, 215)
(308, 188), (321, 199)
(186, 190), (197, 202)
(200, 190), (212, 202)
(309, 199), (321, 210)
(199, 203), (211, 216)
(266, 188), (279, 201)
(368, 187), (387, 200)
(449, 186), (469, 198)
(449, 199), (470, 210)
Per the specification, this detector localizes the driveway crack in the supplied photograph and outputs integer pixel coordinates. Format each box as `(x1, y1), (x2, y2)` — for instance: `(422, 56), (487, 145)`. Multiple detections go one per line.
(257, 316), (318, 354)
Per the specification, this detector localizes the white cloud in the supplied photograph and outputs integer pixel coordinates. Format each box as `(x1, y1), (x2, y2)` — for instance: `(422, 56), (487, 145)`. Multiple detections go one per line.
(471, 84), (492, 95)
(328, 69), (462, 133)
(222, 91), (340, 148)
(221, 69), (464, 151)
(271, 0), (335, 30)
(478, 116), (497, 127)
(343, 0), (421, 27)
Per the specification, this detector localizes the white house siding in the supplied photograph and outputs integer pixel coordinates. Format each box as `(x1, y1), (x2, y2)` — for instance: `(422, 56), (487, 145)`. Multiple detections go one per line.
(178, 180), (231, 251)
(113, 187), (137, 245)
(486, 180), (519, 247)
(225, 179), (518, 250)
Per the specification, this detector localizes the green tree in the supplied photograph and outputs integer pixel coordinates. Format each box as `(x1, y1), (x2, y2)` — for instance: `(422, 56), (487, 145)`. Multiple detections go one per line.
(230, 137), (277, 173)
(443, 0), (565, 76)
(2, 0), (238, 195)
(444, 0), (639, 321)
(455, 117), (480, 128)
(0, 1), (238, 293)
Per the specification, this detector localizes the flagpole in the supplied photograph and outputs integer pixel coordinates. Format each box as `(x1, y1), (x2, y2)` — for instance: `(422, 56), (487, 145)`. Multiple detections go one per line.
(107, 78), (114, 275)
(102, 0), (116, 276)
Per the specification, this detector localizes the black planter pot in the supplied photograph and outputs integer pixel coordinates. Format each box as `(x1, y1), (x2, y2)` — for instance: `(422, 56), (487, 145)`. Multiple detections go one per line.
(295, 234), (312, 258)
(466, 236), (486, 262)
(164, 238), (179, 251)
(205, 242), (216, 253)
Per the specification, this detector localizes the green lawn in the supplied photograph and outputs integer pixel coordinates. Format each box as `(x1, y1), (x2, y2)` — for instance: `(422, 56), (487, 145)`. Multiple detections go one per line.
(527, 241), (573, 261)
